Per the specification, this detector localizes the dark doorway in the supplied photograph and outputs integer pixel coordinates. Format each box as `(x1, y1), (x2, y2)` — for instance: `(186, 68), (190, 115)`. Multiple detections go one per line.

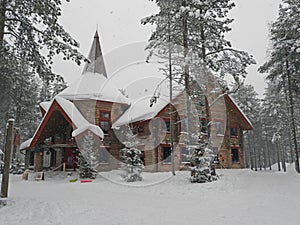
(232, 149), (239, 163)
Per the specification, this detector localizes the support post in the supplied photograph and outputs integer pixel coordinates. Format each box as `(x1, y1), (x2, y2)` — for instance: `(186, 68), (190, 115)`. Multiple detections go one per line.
(1, 118), (14, 199)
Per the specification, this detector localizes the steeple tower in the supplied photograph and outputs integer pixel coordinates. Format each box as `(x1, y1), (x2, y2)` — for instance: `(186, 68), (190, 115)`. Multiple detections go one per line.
(82, 31), (107, 77)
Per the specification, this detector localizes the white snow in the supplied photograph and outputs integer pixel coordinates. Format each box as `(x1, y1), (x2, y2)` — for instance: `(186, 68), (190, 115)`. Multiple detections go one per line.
(1, 165), (300, 225)
(112, 73), (183, 128)
(71, 124), (103, 140)
(39, 101), (52, 112)
(112, 95), (170, 128)
(58, 72), (130, 104)
(19, 138), (33, 151)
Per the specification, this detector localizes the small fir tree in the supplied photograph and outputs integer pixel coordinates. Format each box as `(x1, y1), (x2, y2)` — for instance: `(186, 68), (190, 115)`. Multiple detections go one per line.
(78, 151), (97, 179)
(190, 133), (216, 183)
(120, 146), (143, 182)
(76, 133), (98, 179)
(119, 127), (143, 182)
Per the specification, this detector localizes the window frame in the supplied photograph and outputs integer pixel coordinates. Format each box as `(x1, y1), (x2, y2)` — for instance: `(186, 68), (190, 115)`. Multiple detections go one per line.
(215, 120), (224, 136)
(99, 111), (111, 135)
(230, 126), (238, 137)
(163, 118), (171, 133)
(131, 121), (147, 135)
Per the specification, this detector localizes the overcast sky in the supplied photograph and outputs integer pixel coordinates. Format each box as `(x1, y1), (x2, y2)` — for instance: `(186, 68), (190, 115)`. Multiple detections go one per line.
(53, 0), (282, 97)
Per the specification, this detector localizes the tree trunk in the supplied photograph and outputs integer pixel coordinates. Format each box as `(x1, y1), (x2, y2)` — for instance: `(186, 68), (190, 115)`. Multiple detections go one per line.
(263, 146), (267, 170)
(258, 147), (262, 171)
(265, 137), (272, 170)
(182, 0), (193, 146)
(167, 12), (175, 176)
(281, 142), (286, 172)
(284, 78), (295, 163)
(252, 132), (257, 171)
(0, 0), (7, 46)
(247, 134), (254, 170)
(276, 142), (281, 171)
(1, 119), (14, 198)
(286, 57), (300, 173)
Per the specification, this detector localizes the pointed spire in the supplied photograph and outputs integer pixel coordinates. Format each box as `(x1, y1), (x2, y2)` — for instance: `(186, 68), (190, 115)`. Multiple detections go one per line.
(82, 30), (107, 77)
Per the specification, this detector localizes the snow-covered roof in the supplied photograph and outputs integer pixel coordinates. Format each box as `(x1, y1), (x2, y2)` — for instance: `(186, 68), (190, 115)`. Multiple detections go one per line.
(112, 96), (169, 128)
(20, 96), (104, 150)
(113, 78), (182, 128)
(58, 31), (129, 104)
(227, 95), (253, 129)
(52, 96), (104, 139)
(72, 124), (103, 138)
(20, 138), (33, 150)
(58, 72), (130, 104)
(40, 101), (52, 112)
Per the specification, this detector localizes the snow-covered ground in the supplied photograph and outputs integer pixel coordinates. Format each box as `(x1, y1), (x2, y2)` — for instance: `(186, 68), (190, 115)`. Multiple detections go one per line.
(1, 165), (300, 225)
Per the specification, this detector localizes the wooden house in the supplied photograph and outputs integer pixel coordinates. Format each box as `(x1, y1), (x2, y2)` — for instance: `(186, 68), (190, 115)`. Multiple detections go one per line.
(20, 31), (253, 172)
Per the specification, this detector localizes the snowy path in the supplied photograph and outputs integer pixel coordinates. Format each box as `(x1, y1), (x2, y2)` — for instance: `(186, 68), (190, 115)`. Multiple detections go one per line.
(1, 168), (300, 225)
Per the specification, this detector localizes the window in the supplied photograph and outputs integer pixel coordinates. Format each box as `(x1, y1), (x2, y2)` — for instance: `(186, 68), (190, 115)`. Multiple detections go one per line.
(230, 127), (238, 137)
(180, 118), (188, 133)
(99, 147), (109, 164)
(50, 149), (57, 167)
(99, 111), (111, 134)
(231, 149), (239, 163)
(215, 121), (224, 135)
(162, 146), (172, 163)
(141, 151), (145, 165)
(100, 112), (110, 119)
(137, 125), (144, 133)
(29, 151), (35, 166)
(131, 124), (145, 135)
(181, 147), (190, 163)
(164, 120), (171, 132)
(100, 121), (110, 134)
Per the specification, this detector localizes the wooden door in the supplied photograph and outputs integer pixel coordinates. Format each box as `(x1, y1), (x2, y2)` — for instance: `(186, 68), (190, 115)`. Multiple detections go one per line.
(64, 148), (78, 170)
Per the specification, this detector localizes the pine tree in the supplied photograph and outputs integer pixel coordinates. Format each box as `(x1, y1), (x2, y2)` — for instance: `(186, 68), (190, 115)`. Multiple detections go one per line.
(0, 0), (85, 82)
(142, 0), (255, 161)
(261, 83), (293, 170)
(259, 0), (300, 172)
(0, 0), (81, 158)
(190, 133), (216, 183)
(120, 146), (143, 182)
(0, 47), (40, 153)
(142, 0), (255, 85)
(231, 83), (264, 170)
